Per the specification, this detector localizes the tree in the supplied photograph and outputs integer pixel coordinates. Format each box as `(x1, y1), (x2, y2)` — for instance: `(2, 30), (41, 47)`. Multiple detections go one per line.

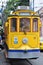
(6, 0), (20, 11)
(3, 0), (20, 22)
(19, 0), (29, 6)
(5, 0), (30, 12)
(3, 0), (30, 19)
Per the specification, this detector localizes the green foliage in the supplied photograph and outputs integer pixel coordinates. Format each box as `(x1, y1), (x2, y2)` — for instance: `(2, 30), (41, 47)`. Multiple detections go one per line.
(5, 0), (29, 11)
(0, 19), (2, 26)
(19, 0), (29, 6)
(3, 0), (20, 21)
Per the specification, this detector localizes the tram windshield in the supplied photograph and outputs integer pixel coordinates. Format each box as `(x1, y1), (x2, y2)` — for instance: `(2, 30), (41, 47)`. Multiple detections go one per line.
(10, 18), (17, 32)
(20, 18), (30, 32)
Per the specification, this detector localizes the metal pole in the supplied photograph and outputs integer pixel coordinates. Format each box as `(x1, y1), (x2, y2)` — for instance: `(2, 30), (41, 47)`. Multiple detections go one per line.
(2, 2), (4, 25)
(27, 0), (29, 6)
(33, 0), (34, 11)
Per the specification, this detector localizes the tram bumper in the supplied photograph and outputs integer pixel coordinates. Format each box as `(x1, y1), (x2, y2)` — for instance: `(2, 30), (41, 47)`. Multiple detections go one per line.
(7, 49), (40, 59)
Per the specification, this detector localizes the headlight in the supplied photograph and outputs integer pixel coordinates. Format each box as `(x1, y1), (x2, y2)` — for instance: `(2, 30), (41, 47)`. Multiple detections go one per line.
(14, 37), (18, 44)
(22, 38), (28, 44)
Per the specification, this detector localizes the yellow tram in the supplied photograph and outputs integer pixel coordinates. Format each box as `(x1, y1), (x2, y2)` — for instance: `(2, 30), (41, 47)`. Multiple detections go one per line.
(4, 6), (41, 59)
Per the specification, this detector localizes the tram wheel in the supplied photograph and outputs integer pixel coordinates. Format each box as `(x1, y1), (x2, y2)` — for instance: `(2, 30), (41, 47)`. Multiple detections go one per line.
(40, 50), (43, 52)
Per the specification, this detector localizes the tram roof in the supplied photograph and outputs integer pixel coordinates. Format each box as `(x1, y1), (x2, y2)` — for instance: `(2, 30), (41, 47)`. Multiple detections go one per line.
(8, 9), (40, 17)
(8, 14), (40, 18)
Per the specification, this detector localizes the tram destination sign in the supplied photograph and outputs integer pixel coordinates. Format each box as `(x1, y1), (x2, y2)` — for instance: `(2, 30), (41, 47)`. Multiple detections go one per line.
(19, 12), (30, 15)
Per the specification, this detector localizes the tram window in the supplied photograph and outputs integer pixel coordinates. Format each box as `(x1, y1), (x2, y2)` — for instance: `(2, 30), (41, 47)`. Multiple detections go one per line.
(33, 18), (38, 32)
(20, 18), (30, 32)
(10, 18), (17, 32)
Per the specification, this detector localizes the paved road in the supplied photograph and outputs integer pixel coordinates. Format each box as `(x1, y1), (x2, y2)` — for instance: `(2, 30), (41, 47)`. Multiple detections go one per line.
(0, 51), (43, 65)
(0, 51), (10, 65)
(30, 53), (43, 65)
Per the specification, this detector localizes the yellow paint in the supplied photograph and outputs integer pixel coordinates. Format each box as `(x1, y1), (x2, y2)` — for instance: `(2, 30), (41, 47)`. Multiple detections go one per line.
(40, 43), (43, 50)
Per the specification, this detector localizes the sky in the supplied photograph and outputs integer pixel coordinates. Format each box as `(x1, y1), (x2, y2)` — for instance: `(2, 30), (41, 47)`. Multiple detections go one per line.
(30, 0), (43, 11)
(0, 0), (43, 11)
(34, 0), (43, 11)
